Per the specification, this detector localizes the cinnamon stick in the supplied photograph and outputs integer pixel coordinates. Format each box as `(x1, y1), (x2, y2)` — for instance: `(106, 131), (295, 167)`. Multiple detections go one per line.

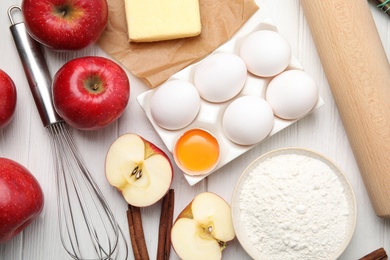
(359, 248), (388, 260)
(157, 189), (175, 260)
(127, 204), (150, 260)
(165, 190), (175, 259)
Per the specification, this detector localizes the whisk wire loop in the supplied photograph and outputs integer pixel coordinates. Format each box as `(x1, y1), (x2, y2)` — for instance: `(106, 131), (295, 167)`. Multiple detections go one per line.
(48, 122), (128, 260)
(59, 125), (109, 258)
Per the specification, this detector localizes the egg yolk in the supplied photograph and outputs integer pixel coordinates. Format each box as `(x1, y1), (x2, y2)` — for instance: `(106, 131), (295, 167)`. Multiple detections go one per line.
(174, 129), (220, 175)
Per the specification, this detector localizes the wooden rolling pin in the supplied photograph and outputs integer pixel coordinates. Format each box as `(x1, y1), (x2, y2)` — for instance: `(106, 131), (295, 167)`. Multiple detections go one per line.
(300, 0), (390, 218)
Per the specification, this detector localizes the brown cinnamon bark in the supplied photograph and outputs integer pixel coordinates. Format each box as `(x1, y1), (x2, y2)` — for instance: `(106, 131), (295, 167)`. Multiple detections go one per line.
(359, 248), (388, 260)
(127, 205), (150, 260)
(157, 189), (175, 260)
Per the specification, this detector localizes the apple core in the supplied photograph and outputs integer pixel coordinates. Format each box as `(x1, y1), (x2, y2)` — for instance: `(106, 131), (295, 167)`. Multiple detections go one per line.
(174, 128), (220, 175)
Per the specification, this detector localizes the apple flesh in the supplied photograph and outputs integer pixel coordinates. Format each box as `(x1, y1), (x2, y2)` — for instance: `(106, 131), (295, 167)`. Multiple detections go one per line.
(171, 192), (236, 260)
(105, 133), (173, 207)
(0, 70), (17, 128)
(22, 0), (108, 51)
(0, 158), (44, 244)
(53, 56), (130, 130)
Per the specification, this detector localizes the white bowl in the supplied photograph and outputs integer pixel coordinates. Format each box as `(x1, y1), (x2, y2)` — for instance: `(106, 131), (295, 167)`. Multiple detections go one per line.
(231, 147), (357, 260)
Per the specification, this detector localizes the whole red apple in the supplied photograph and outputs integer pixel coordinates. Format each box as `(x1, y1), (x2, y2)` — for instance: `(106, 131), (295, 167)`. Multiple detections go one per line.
(53, 56), (130, 130)
(22, 0), (108, 51)
(0, 70), (17, 128)
(0, 158), (44, 244)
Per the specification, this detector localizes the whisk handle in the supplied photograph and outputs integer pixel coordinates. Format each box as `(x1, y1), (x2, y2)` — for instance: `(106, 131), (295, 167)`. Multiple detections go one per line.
(8, 6), (62, 127)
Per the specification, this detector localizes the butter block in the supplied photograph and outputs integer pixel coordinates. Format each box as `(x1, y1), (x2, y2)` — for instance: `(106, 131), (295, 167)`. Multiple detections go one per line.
(124, 0), (202, 42)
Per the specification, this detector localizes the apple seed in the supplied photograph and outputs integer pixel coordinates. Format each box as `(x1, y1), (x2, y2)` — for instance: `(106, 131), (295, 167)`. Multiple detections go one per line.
(131, 166), (143, 179)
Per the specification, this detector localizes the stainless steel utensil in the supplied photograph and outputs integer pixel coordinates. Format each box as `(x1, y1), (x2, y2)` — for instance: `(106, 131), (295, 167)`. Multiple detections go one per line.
(8, 5), (128, 259)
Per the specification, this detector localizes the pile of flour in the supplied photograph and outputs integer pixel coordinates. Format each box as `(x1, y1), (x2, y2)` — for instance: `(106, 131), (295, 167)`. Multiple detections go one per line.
(239, 153), (351, 260)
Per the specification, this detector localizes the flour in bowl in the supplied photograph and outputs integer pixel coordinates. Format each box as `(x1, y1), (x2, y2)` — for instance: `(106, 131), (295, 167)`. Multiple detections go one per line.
(239, 153), (350, 260)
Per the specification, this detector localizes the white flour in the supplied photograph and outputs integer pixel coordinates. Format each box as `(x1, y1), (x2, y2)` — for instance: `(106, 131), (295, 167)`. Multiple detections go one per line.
(239, 153), (350, 260)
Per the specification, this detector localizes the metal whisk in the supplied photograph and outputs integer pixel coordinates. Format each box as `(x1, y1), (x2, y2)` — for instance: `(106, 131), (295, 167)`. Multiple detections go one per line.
(8, 6), (128, 259)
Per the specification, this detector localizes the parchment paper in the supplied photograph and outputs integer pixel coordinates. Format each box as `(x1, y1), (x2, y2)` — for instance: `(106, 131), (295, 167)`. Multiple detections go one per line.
(98, 0), (259, 88)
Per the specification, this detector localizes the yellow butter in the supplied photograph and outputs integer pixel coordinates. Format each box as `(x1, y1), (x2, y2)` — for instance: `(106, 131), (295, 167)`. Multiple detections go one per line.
(124, 0), (202, 42)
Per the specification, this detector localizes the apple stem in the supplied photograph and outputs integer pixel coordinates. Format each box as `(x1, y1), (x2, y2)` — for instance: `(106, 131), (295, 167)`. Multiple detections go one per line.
(131, 166), (143, 179)
(92, 83), (99, 91)
(204, 226), (227, 250)
(55, 6), (68, 17)
(218, 240), (227, 250)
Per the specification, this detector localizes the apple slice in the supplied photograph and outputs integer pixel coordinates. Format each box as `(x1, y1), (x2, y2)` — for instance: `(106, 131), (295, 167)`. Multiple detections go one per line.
(171, 192), (235, 260)
(105, 133), (173, 207)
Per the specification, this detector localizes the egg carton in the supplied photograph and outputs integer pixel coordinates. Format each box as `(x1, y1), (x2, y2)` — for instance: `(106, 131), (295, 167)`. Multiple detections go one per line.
(137, 12), (324, 186)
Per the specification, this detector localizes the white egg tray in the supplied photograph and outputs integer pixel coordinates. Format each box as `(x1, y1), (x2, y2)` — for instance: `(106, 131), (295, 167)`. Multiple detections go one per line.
(137, 12), (324, 186)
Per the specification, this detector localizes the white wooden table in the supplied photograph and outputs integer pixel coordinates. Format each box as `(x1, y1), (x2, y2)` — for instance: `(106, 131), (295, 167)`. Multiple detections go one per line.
(1, 0), (389, 259)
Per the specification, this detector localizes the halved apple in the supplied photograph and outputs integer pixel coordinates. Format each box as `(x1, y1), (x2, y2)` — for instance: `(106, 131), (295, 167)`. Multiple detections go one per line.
(105, 133), (173, 207)
(171, 192), (235, 260)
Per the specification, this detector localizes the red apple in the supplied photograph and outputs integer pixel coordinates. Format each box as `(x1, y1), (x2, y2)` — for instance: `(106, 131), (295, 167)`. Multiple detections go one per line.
(0, 158), (44, 244)
(22, 0), (108, 51)
(53, 56), (130, 130)
(105, 133), (173, 207)
(0, 70), (17, 128)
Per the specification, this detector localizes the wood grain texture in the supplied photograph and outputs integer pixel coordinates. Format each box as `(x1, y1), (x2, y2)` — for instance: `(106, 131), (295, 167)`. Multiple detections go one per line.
(0, 0), (389, 259)
(301, 0), (390, 218)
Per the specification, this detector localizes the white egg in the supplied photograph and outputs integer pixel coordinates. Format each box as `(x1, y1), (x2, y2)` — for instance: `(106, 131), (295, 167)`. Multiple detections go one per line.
(150, 79), (201, 130)
(222, 96), (274, 145)
(193, 53), (247, 103)
(266, 70), (319, 120)
(239, 30), (291, 77)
